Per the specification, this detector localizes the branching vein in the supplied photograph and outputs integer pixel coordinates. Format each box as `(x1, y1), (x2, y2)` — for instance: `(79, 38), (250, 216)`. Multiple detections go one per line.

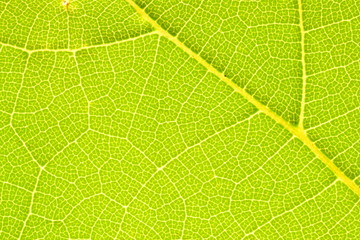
(123, 0), (360, 197)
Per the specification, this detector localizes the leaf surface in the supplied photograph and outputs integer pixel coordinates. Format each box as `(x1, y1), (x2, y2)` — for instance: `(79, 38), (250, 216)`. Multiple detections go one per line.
(0, 0), (359, 239)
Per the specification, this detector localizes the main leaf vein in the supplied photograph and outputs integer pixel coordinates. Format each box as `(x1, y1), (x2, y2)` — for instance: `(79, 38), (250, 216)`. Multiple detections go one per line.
(123, 0), (360, 197)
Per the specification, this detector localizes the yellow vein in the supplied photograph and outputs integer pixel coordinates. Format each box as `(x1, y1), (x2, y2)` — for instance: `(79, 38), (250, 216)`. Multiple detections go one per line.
(0, 31), (157, 53)
(305, 15), (360, 33)
(298, 0), (307, 129)
(18, 167), (43, 239)
(124, 0), (360, 197)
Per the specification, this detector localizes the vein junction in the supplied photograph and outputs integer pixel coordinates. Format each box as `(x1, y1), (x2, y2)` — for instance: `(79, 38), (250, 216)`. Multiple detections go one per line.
(123, 0), (360, 197)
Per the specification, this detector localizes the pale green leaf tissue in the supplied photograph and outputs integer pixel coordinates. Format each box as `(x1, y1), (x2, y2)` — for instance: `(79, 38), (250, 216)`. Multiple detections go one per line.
(0, 0), (359, 239)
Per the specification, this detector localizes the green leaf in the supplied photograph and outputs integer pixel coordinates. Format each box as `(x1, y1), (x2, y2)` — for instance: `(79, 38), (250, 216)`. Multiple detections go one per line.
(1, 0), (359, 239)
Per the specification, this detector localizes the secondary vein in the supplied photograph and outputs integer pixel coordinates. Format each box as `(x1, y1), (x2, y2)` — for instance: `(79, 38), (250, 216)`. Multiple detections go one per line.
(298, 0), (307, 129)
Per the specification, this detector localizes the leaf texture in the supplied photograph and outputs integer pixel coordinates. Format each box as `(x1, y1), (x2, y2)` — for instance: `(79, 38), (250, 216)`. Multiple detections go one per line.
(0, 0), (359, 239)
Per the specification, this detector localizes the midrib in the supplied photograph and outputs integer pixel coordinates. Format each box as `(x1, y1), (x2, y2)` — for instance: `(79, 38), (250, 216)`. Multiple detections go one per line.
(124, 0), (360, 197)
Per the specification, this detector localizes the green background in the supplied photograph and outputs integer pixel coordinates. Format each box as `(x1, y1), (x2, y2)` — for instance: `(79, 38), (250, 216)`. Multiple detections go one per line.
(0, 0), (359, 239)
